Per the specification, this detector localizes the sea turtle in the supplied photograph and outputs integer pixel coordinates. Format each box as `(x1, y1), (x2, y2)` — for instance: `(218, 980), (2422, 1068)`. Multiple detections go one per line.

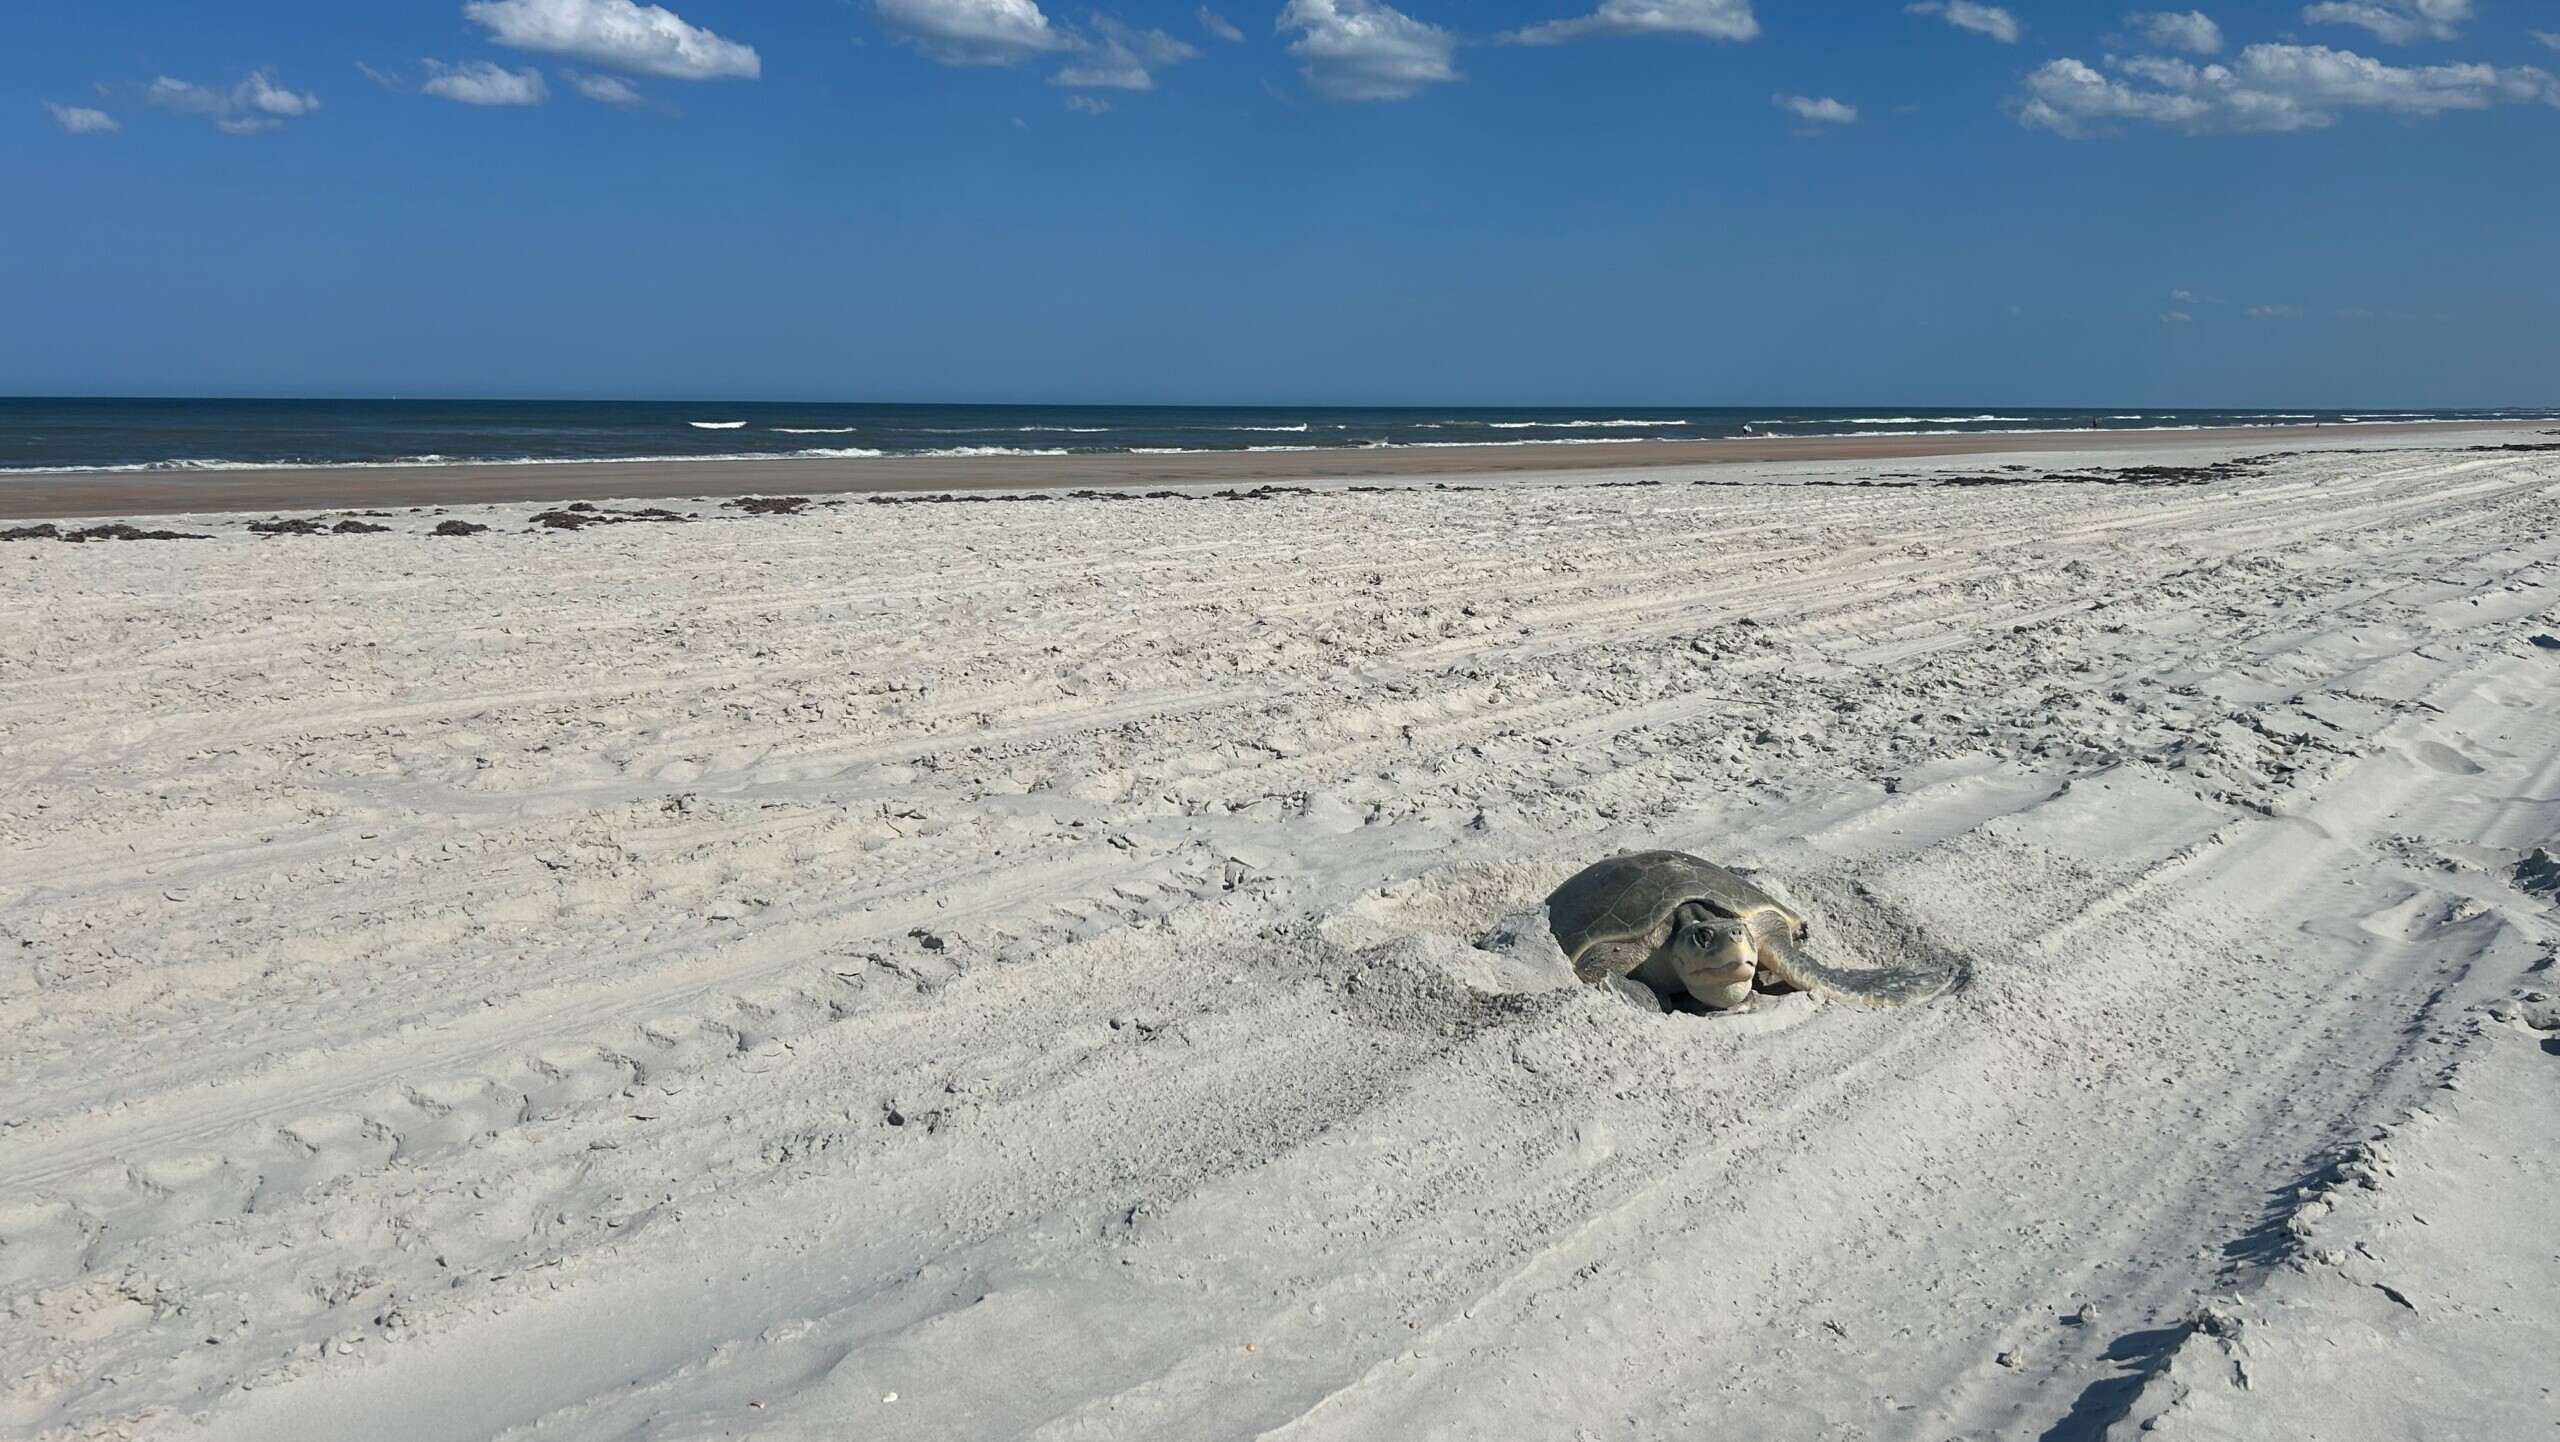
(1546, 850), (1953, 1010)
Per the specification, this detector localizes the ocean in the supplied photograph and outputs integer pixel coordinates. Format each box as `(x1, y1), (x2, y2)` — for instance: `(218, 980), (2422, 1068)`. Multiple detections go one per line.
(0, 398), (2545, 473)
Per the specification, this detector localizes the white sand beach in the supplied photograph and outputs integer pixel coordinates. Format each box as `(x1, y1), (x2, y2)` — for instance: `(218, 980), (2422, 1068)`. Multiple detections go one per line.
(4, 429), (2558, 1440)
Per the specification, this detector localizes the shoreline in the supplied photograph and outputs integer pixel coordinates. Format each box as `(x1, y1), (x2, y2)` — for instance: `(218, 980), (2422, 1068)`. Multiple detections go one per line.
(0, 418), (2539, 520)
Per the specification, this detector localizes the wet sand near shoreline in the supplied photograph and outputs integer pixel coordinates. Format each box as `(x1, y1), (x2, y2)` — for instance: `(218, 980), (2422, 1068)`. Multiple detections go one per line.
(0, 418), (2534, 519)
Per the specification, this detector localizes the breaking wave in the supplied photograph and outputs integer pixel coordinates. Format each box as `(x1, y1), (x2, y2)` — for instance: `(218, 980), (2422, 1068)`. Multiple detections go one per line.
(1481, 419), (1691, 429)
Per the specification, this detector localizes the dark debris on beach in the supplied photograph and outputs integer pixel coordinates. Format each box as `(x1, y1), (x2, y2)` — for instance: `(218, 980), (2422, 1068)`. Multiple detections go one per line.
(249, 517), (392, 535)
(859, 484), (1325, 506)
(865, 491), (1052, 506)
(3, 522), (210, 543)
(1804, 455), (2287, 490)
(1077, 485), (1319, 502)
(1936, 457), (2277, 488)
(530, 503), (693, 530)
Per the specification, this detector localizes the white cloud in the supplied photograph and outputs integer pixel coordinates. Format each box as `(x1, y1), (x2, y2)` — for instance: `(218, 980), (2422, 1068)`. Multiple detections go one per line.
(239, 73), (319, 121)
(146, 71), (320, 133)
(1055, 18), (1200, 88)
(2300, 0), (2472, 45)
(1278, 0), (1457, 101)
(875, 0), (1192, 88)
(1066, 93), (1114, 112)
(2162, 310), (2195, 322)
(2126, 10), (2222, 54)
(44, 102), (119, 134)
(2536, 32), (2560, 52)
(2014, 44), (2558, 135)
(422, 59), (550, 105)
(876, 0), (1072, 65)
(2246, 304), (2304, 317)
(1198, 6), (1245, 41)
(567, 70), (643, 101)
(1907, 1), (2020, 43)
(1773, 93), (1856, 124)
(464, 0), (759, 80)
(1508, 0), (1757, 45)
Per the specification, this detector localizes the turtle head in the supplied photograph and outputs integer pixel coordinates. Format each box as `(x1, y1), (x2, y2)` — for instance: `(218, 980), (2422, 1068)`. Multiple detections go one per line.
(1666, 916), (1757, 1009)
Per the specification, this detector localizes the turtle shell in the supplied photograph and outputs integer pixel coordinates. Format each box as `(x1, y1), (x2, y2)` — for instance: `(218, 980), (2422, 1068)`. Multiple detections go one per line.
(1544, 850), (1795, 966)
(1547, 850), (1961, 1007)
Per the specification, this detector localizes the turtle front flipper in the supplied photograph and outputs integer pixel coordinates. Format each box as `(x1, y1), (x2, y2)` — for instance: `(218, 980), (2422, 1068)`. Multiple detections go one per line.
(1747, 913), (1956, 1008)
(1571, 938), (1653, 984)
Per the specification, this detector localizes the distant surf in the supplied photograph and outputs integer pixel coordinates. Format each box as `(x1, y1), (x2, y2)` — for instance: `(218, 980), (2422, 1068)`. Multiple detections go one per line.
(1, 399), (2548, 474)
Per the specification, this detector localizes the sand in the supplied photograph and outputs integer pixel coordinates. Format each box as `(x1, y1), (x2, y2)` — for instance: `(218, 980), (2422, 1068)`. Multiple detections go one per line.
(3, 428), (2557, 1440)
(0, 418), (2540, 520)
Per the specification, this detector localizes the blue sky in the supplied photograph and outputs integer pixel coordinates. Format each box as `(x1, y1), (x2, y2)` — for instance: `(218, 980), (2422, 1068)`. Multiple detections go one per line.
(5, 0), (2555, 406)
